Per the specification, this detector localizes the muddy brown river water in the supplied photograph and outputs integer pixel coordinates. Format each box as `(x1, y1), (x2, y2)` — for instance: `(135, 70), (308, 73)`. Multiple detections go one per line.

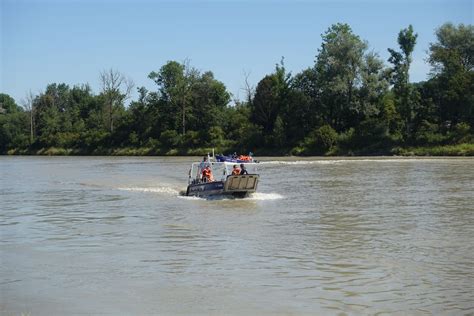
(1, 156), (473, 315)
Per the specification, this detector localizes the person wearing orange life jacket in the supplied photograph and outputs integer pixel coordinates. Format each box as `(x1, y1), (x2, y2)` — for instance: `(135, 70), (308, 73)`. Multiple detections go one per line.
(231, 164), (241, 175)
(238, 155), (251, 162)
(202, 165), (214, 182)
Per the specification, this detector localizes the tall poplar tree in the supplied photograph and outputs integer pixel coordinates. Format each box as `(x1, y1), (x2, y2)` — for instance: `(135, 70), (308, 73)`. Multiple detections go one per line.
(388, 25), (418, 138)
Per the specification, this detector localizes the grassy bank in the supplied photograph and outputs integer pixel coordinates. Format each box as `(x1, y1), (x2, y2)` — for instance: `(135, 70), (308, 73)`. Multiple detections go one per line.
(4, 143), (474, 156)
(5, 146), (219, 156)
(391, 143), (474, 156)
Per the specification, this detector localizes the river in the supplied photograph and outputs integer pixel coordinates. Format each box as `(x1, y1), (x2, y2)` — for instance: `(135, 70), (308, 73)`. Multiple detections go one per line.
(1, 156), (473, 315)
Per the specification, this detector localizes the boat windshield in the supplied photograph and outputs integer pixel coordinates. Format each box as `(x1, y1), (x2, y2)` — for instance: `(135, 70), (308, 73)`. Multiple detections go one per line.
(189, 162), (258, 184)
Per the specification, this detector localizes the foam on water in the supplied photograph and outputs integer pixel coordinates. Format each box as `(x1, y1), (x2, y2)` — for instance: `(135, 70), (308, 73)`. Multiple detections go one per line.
(247, 192), (284, 200)
(176, 194), (203, 200)
(260, 158), (458, 165)
(261, 160), (343, 165)
(176, 192), (284, 201)
(118, 186), (283, 201)
(177, 194), (236, 201)
(118, 186), (180, 195)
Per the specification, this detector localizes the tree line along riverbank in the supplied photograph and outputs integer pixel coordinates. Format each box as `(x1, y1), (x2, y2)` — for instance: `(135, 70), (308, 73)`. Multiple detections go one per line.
(1, 23), (473, 157)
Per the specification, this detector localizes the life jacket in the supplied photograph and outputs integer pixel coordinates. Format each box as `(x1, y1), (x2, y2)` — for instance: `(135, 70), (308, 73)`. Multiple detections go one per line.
(202, 168), (213, 181)
(238, 155), (251, 161)
(232, 168), (241, 175)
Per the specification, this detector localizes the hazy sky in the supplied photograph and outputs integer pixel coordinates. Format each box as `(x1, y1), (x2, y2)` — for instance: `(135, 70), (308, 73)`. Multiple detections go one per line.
(1, 0), (472, 104)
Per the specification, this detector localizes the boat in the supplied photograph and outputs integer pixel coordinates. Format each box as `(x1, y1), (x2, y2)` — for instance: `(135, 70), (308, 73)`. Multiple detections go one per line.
(186, 158), (259, 198)
(215, 153), (258, 163)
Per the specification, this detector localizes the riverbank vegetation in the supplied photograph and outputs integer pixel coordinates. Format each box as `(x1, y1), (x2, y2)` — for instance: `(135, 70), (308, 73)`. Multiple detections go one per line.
(1, 23), (473, 156)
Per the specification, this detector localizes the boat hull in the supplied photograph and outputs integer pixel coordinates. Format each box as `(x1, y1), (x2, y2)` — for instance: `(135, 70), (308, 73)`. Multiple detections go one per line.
(186, 181), (226, 196)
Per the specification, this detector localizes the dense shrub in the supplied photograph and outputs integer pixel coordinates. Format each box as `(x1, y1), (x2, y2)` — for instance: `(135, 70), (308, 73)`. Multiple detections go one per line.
(0, 112), (30, 151)
(80, 130), (109, 149)
(179, 131), (200, 148)
(352, 119), (390, 148)
(159, 130), (181, 148)
(206, 126), (226, 148)
(128, 131), (139, 146)
(300, 125), (338, 155)
(451, 122), (472, 144)
(414, 120), (447, 145)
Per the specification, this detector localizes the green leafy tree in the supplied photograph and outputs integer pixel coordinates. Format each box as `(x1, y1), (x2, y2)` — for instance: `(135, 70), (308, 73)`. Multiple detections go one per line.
(224, 102), (263, 153)
(388, 24), (418, 139)
(292, 68), (321, 140)
(251, 75), (280, 136)
(188, 71), (230, 132)
(33, 84), (69, 147)
(359, 52), (389, 119)
(0, 94), (20, 114)
(315, 23), (367, 131)
(251, 59), (291, 146)
(428, 23), (474, 128)
(149, 60), (198, 135)
(0, 94), (30, 152)
(126, 87), (152, 146)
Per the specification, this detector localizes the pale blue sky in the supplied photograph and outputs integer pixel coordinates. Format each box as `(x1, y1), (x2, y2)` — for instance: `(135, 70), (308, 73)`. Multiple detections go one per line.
(1, 0), (472, 105)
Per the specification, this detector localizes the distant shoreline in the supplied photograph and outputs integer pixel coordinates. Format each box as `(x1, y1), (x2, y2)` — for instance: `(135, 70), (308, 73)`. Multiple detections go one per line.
(3, 143), (473, 157)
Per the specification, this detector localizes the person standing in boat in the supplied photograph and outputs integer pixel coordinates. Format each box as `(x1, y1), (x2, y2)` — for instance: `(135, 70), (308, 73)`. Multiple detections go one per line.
(199, 156), (210, 170)
(202, 165), (214, 182)
(239, 163), (248, 175)
(232, 164), (241, 175)
(198, 156), (210, 179)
